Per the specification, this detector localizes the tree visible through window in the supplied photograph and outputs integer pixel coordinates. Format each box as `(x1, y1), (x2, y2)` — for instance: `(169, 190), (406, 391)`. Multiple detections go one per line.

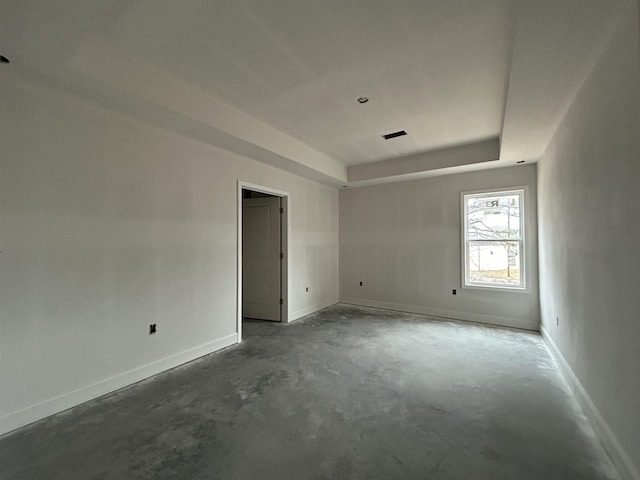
(463, 189), (525, 289)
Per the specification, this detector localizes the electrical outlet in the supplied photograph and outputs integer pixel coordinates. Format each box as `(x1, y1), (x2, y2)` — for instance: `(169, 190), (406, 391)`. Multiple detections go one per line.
(149, 324), (157, 334)
(359, 281), (363, 286)
(452, 289), (457, 295)
(556, 317), (559, 326)
(305, 287), (309, 292)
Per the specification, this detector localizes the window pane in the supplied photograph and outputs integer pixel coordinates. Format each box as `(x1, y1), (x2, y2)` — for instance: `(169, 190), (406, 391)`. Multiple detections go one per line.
(467, 241), (521, 286)
(467, 193), (521, 241)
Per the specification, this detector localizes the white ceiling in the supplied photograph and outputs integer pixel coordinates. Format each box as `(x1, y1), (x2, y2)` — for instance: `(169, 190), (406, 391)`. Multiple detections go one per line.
(0, 0), (629, 185)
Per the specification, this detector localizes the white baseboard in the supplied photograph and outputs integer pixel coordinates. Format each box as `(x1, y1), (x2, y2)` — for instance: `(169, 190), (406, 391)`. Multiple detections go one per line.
(288, 300), (338, 323)
(541, 326), (639, 480)
(340, 297), (539, 331)
(0, 333), (238, 437)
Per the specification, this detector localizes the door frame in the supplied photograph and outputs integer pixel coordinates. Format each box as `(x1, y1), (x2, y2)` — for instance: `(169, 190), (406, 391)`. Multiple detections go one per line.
(237, 181), (289, 342)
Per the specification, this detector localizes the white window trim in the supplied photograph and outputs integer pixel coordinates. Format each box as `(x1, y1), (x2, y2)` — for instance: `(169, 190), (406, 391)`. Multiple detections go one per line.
(461, 186), (528, 292)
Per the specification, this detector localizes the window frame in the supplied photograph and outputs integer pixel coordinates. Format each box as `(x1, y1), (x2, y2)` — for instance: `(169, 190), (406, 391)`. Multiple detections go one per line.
(461, 186), (527, 292)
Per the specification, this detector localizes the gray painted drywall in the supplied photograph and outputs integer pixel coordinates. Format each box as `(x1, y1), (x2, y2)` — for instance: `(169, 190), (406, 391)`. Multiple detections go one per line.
(348, 137), (500, 184)
(340, 165), (539, 330)
(537, 6), (640, 479)
(0, 73), (339, 435)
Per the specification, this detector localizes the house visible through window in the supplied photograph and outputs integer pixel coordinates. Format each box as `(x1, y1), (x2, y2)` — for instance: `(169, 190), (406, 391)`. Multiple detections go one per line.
(462, 189), (525, 290)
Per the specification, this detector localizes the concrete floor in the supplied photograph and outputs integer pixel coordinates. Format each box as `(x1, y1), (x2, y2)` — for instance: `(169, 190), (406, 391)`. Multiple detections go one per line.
(0, 305), (618, 480)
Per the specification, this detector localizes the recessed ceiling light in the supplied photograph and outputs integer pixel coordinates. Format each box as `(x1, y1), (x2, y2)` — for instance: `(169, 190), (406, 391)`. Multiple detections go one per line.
(357, 97), (369, 104)
(0, 55), (10, 64)
(516, 160), (525, 164)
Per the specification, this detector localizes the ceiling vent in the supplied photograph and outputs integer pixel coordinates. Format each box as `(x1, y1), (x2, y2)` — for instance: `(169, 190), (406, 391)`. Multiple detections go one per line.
(382, 130), (407, 140)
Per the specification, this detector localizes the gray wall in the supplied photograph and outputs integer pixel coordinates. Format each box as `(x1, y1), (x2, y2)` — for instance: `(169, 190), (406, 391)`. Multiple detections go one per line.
(340, 165), (539, 331)
(0, 72), (339, 435)
(537, 8), (640, 478)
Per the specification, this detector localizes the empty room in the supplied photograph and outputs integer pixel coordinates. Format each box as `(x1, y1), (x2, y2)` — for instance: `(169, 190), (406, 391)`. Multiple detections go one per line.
(1, 1), (638, 479)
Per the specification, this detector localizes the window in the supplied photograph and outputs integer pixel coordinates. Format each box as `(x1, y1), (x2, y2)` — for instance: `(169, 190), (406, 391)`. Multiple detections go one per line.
(462, 188), (525, 290)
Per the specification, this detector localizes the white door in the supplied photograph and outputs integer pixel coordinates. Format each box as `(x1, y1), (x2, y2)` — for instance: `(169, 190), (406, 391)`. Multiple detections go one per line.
(242, 196), (281, 321)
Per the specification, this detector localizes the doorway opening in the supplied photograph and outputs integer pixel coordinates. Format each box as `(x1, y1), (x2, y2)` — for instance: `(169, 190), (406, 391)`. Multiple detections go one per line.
(237, 182), (288, 342)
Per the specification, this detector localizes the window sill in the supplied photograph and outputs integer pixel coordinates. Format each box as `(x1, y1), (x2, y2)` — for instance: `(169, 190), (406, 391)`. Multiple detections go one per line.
(462, 283), (530, 294)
